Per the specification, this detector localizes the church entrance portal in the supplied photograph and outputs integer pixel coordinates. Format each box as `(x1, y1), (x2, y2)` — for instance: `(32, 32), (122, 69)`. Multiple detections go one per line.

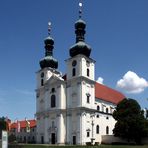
(51, 133), (56, 144)
(41, 136), (44, 144)
(73, 136), (76, 145)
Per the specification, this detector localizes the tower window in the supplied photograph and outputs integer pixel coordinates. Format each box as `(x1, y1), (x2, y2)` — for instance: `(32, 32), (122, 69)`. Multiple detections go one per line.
(87, 68), (89, 77)
(41, 79), (44, 86)
(86, 94), (90, 103)
(96, 125), (99, 134)
(72, 68), (76, 76)
(51, 95), (56, 108)
(41, 72), (44, 86)
(106, 126), (109, 135)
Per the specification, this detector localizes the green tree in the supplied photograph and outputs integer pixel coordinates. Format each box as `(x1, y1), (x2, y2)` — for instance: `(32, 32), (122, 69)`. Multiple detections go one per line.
(113, 98), (148, 144)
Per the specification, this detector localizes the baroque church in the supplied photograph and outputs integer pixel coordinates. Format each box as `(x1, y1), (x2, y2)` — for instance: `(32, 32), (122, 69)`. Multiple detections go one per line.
(35, 3), (125, 145)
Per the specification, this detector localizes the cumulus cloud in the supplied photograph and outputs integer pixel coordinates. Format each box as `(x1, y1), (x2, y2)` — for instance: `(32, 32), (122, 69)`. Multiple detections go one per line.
(97, 77), (104, 84)
(116, 71), (148, 94)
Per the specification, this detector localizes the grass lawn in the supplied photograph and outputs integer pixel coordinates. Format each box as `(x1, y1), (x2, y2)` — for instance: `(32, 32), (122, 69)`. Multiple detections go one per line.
(7, 144), (148, 148)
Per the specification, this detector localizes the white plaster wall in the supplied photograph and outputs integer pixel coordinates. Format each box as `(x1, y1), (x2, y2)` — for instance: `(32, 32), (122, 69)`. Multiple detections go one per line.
(66, 81), (81, 108)
(36, 117), (45, 143)
(66, 114), (72, 144)
(81, 82), (95, 109)
(66, 55), (95, 81)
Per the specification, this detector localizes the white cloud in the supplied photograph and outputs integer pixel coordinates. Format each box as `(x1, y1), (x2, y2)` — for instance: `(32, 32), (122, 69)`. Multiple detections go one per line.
(97, 77), (104, 84)
(116, 71), (148, 94)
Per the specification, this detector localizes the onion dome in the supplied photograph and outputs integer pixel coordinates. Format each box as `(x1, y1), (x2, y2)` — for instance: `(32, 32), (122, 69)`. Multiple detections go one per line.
(70, 2), (92, 57)
(39, 22), (58, 69)
(69, 19), (91, 57)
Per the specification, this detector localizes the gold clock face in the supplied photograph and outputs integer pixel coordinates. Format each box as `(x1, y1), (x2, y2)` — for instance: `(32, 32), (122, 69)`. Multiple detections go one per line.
(72, 60), (77, 66)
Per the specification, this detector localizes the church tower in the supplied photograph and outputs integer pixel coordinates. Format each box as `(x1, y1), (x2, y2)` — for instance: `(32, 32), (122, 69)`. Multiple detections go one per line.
(65, 2), (96, 145)
(36, 23), (66, 144)
(37, 22), (59, 89)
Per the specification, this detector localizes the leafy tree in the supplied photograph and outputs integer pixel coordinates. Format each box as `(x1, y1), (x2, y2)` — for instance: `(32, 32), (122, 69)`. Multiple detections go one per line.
(113, 98), (148, 144)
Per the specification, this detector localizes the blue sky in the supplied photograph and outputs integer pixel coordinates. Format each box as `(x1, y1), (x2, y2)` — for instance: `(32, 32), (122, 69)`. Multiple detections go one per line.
(0, 0), (148, 121)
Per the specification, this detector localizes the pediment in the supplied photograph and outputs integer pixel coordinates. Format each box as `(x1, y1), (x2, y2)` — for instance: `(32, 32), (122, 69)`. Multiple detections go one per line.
(46, 74), (65, 85)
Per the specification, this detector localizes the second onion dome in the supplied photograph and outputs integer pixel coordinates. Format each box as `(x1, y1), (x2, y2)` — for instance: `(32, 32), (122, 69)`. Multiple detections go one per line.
(69, 19), (91, 57)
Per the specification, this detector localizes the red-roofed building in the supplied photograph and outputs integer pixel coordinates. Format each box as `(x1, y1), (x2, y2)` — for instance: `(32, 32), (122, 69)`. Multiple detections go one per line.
(9, 119), (36, 143)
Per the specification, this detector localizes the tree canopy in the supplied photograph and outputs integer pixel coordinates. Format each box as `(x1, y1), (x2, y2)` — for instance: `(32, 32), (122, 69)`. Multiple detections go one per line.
(113, 98), (148, 144)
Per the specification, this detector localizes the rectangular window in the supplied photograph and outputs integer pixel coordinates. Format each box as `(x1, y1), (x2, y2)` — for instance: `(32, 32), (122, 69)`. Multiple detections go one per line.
(87, 95), (90, 103)
(87, 68), (90, 77)
(51, 95), (56, 108)
(41, 79), (44, 86)
(87, 131), (90, 137)
(72, 68), (76, 76)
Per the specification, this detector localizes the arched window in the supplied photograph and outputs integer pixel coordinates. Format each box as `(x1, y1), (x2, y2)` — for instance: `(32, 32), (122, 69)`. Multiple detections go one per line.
(106, 126), (109, 135)
(97, 105), (100, 111)
(86, 93), (90, 103)
(41, 72), (44, 86)
(106, 108), (109, 113)
(51, 95), (56, 108)
(87, 95), (90, 103)
(72, 68), (76, 76)
(87, 68), (89, 77)
(41, 79), (44, 86)
(96, 125), (99, 134)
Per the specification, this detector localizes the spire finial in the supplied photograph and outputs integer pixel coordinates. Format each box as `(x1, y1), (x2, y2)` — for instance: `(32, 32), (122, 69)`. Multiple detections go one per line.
(48, 21), (51, 35)
(79, 1), (83, 18)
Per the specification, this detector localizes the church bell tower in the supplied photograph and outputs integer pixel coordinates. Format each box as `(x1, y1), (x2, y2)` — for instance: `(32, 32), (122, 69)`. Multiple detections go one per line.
(65, 2), (96, 144)
(36, 22), (59, 89)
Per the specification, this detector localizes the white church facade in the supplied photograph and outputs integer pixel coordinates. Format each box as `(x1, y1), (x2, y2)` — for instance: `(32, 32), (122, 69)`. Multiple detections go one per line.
(35, 10), (125, 145)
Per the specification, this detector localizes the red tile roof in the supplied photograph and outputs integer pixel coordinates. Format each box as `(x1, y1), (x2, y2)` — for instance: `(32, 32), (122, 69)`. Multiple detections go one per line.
(10, 119), (36, 129)
(95, 82), (125, 104)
